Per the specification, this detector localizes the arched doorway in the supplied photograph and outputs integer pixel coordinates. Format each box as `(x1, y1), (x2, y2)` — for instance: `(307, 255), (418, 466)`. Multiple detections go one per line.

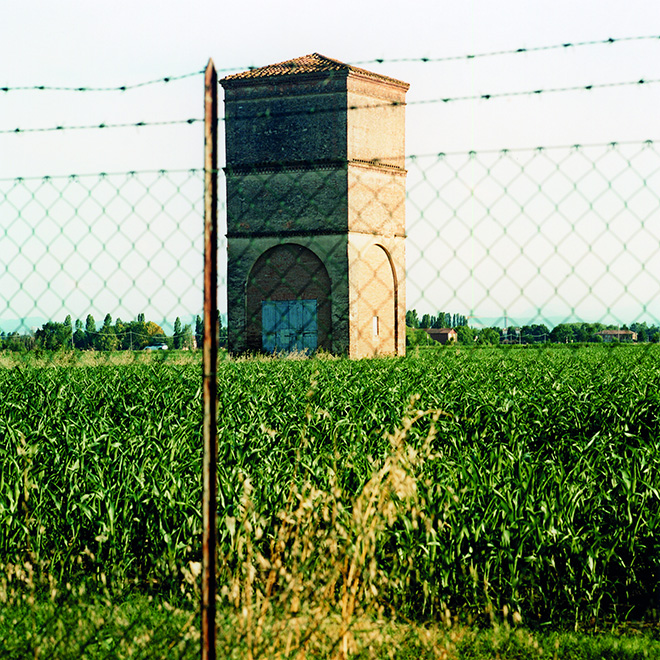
(246, 243), (332, 353)
(357, 244), (397, 356)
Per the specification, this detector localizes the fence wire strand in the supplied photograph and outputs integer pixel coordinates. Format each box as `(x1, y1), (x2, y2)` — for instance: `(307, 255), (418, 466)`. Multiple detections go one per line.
(2, 54), (660, 657)
(3, 140), (658, 346)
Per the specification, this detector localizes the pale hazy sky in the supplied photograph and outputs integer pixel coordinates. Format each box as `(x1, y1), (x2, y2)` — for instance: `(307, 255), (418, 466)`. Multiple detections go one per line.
(2, 0), (659, 176)
(2, 1), (660, 327)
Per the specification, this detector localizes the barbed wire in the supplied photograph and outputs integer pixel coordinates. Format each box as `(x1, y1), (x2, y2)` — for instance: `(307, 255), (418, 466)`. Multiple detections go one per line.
(408, 138), (657, 159)
(0, 168), (203, 183)
(0, 70), (205, 93)
(0, 118), (202, 135)
(2, 75), (659, 136)
(352, 34), (660, 66)
(0, 140), (657, 182)
(422, 76), (660, 104)
(3, 35), (657, 95)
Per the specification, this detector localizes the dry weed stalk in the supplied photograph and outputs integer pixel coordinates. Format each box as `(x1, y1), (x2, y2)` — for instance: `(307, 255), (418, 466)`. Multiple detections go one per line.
(218, 402), (442, 659)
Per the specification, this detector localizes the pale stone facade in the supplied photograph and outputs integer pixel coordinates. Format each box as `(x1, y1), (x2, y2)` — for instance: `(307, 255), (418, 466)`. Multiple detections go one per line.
(221, 53), (408, 357)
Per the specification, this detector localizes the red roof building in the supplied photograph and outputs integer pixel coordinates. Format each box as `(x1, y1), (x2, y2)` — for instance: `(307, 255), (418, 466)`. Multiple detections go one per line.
(596, 329), (637, 342)
(221, 54), (409, 357)
(423, 328), (457, 345)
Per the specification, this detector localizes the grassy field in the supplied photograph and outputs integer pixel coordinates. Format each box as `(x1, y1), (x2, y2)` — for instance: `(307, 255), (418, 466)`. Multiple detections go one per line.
(1, 344), (659, 657)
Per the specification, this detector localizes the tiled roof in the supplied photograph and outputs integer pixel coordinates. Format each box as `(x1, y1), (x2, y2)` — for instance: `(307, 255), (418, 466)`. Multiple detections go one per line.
(222, 53), (408, 88)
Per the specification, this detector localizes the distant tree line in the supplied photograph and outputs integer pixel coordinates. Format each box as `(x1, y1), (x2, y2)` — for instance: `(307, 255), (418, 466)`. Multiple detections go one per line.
(0, 313), (229, 353)
(545, 321), (659, 344)
(406, 310), (468, 329)
(406, 310), (660, 347)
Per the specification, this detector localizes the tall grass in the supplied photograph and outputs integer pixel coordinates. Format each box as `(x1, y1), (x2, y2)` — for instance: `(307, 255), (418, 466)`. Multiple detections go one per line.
(1, 344), (659, 656)
(0, 356), (203, 593)
(213, 346), (660, 628)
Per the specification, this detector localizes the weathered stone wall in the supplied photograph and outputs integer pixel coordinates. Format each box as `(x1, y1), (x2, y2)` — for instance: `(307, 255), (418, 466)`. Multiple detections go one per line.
(223, 75), (348, 166)
(347, 74), (407, 169)
(347, 163), (406, 236)
(225, 165), (348, 235)
(347, 234), (405, 357)
(227, 234), (350, 354)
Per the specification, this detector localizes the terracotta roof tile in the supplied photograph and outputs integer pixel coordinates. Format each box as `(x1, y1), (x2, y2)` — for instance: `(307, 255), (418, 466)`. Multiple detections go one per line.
(222, 53), (408, 88)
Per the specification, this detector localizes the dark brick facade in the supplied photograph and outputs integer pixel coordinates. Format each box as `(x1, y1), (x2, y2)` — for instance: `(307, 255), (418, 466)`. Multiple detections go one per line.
(222, 54), (408, 356)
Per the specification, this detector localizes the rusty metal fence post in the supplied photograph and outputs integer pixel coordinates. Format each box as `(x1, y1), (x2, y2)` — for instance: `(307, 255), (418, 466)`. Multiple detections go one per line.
(201, 58), (218, 660)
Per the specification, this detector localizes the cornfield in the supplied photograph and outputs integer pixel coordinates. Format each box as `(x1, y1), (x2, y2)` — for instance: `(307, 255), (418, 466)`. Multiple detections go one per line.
(1, 345), (659, 655)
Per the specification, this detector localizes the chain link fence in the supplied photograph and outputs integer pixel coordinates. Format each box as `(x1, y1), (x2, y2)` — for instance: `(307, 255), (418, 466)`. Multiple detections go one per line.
(3, 142), (659, 345)
(406, 141), (660, 330)
(1, 170), (205, 344)
(2, 54), (660, 657)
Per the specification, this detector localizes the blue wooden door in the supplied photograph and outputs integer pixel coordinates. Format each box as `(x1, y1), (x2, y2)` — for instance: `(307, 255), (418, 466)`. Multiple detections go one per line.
(262, 300), (317, 354)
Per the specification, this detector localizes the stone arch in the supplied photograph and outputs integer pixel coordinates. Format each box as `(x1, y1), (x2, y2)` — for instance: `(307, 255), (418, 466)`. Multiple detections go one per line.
(246, 243), (332, 352)
(356, 243), (397, 356)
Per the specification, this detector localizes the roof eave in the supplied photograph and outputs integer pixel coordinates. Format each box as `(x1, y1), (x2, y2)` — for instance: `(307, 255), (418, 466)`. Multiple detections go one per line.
(220, 53), (409, 91)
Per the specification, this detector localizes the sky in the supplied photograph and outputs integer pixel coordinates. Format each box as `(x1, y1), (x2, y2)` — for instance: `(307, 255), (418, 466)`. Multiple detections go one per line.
(2, 0), (660, 174)
(2, 0), (660, 329)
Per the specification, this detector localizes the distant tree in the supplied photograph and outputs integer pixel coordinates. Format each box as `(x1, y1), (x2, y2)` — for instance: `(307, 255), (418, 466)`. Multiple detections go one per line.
(34, 322), (59, 350)
(476, 327), (500, 345)
(114, 317), (126, 342)
(173, 317), (183, 349)
(195, 315), (204, 348)
(520, 325), (537, 344)
(6, 332), (31, 352)
(420, 313), (432, 329)
(92, 314), (116, 351)
(137, 313), (145, 324)
(455, 325), (476, 345)
(504, 327), (519, 343)
(180, 324), (195, 350)
(523, 323), (549, 343)
(85, 315), (96, 350)
(119, 318), (150, 350)
(579, 323), (602, 342)
(631, 322), (649, 342)
(146, 321), (165, 339)
(73, 319), (86, 349)
(406, 326), (433, 348)
(405, 310), (419, 328)
(96, 326), (118, 351)
(550, 324), (574, 344)
(63, 315), (73, 349)
(35, 320), (71, 351)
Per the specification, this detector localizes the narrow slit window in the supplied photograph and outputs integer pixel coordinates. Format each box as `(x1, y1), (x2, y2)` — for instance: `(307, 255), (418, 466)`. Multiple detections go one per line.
(373, 315), (379, 337)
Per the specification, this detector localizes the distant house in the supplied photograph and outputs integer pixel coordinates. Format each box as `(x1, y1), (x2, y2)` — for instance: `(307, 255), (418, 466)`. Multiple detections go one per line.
(596, 329), (637, 343)
(423, 328), (457, 345)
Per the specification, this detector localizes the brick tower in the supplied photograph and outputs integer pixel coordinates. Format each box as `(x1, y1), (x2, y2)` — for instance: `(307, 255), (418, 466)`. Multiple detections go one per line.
(221, 53), (408, 357)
